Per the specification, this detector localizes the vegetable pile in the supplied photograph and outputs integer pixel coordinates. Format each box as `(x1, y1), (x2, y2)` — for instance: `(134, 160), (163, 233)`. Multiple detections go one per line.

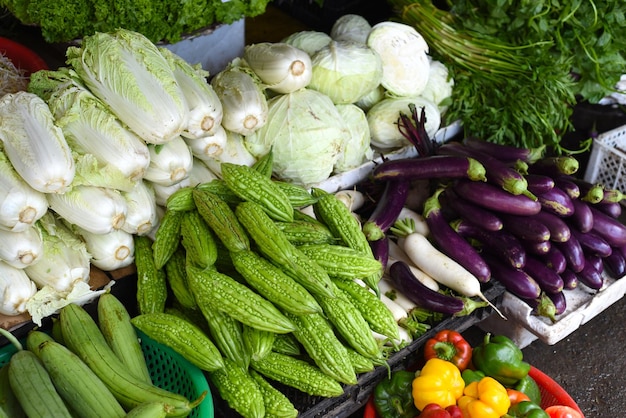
(371, 330), (584, 418)
(388, 0), (626, 151)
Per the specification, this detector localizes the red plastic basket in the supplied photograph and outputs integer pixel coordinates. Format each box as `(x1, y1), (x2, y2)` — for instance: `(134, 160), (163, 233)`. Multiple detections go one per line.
(0, 37), (48, 75)
(363, 365), (584, 418)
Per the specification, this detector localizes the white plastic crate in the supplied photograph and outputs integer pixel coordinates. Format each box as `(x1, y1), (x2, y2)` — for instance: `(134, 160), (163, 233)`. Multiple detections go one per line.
(584, 124), (626, 195)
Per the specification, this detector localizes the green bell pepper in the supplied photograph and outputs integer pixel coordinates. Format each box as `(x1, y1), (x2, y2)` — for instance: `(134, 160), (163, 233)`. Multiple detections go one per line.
(461, 369), (485, 386)
(373, 370), (419, 418)
(472, 333), (530, 386)
(513, 374), (542, 406)
(505, 400), (549, 418)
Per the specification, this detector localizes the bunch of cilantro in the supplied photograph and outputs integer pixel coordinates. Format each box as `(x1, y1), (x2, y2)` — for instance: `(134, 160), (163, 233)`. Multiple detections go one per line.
(0, 0), (270, 44)
(389, 0), (626, 152)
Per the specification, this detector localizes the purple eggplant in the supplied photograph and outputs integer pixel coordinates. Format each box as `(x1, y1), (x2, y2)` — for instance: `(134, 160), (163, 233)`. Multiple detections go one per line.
(569, 178), (604, 204)
(530, 210), (571, 243)
(529, 156), (579, 177)
(521, 292), (557, 323)
(569, 198), (594, 233)
(362, 179), (410, 241)
(570, 229), (612, 258)
(369, 235), (389, 271)
(587, 254), (604, 273)
(601, 187), (625, 203)
(577, 256), (605, 290)
(554, 176), (580, 199)
(440, 188), (503, 231)
(525, 174), (555, 196)
(522, 256), (564, 293)
(560, 268), (578, 290)
(387, 261), (487, 316)
(462, 136), (546, 164)
(500, 213), (551, 242)
(604, 249), (626, 278)
(546, 291), (567, 316)
(454, 219), (526, 269)
(453, 179), (542, 217)
(593, 201), (622, 219)
(482, 253), (541, 300)
(371, 154), (487, 182)
(536, 187), (575, 217)
(541, 245), (567, 274)
(437, 141), (534, 198)
(423, 189), (491, 283)
(523, 239), (551, 255)
(589, 205), (626, 247)
(555, 235), (585, 273)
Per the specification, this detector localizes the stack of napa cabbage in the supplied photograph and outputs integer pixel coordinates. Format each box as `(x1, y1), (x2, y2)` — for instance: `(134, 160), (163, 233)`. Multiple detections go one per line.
(0, 15), (454, 325)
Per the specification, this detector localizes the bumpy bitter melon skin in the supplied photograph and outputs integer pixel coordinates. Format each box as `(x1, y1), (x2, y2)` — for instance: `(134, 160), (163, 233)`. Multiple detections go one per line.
(209, 358), (266, 418)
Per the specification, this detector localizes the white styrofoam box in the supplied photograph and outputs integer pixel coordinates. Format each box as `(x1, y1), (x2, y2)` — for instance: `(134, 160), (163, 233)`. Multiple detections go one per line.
(584, 124), (626, 197)
(480, 274), (626, 348)
(162, 19), (245, 76)
(313, 120), (462, 193)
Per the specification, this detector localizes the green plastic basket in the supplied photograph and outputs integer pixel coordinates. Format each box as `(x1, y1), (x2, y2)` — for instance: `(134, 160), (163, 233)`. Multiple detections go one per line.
(0, 329), (213, 417)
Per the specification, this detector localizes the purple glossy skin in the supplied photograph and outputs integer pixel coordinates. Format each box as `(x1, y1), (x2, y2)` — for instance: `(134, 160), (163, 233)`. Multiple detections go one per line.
(525, 174), (555, 196)
(571, 229), (612, 258)
(462, 136), (545, 164)
(530, 210), (571, 243)
(453, 179), (541, 216)
(522, 256), (565, 294)
(455, 220), (527, 269)
(536, 187), (575, 217)
(388, 261), (466, 315)
(522, 239), (551, 255)
(560, 268), (579, 290)
(589, 205), (626, 247)
(570, 198), (594, 233)
(604, 249), (626, 278)
(362, 179), (410, 242)
(554, 176), (580, 199)
(577, 256), (604, 290)
(541, 246), (567, 274)
(594, 201), (622, 219)
(371, 154), (485, 182)
(369, 235), (389, 271)
(546, 291), (567, 315)
(482, 253), (541, 300)
(555, 235), (585, 273)
(441, 188), (503, 232)
(500, 213), (551, 243)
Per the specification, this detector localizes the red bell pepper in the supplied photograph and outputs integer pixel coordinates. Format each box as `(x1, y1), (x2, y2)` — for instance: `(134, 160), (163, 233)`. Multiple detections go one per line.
(423, 329), (472, 371)
(417, 403), (463, 418)
(544, 405), (584, 418)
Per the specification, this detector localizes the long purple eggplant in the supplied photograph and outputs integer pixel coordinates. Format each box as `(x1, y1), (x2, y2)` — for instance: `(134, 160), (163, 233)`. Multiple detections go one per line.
(589, 205), (626, 247)
(536, 187), (575, 217)
(462, 136), (546, 164)
(546, 291), (567, 316)
(529, 156), (579, 177)
(369, 235), (389, 271)
(437, 141), (533, 198)
(577, 256), (604, 290)
(570, 229), (612, 258)
(553, 175), (580, 199)
(601, 187), (624, 203)
(522, 256), (564, 293)
(541, 245), (567, 274)
(440, 188), (503, 231)
(560, 268), (578, 290)
(604, 249), (626, 278)
(499, 213), (551, 242)
(453, 179), (542, 216)
(521, 292), (557, 323)
(362, 179), (410, 241)
(569, 198), (594, 233)
(370, 154), (487, 182)
(482, 253), (541, 300)
(530, 210), (571, 242)
(387, 261), (487, 316)
(555, 235), (585, 273)
(593, 201), (622, 219)
(454, 219), (526, 269)
(423, 189), (491, 283)
(568, 178), (604, 204)
(526, 174), (555, 196)
(523, 239), (551, 255)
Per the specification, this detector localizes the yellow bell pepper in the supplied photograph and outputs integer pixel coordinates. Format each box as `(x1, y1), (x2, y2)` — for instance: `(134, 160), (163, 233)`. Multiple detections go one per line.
(457, 376), (511, 418)
(411, 357), (465, 410)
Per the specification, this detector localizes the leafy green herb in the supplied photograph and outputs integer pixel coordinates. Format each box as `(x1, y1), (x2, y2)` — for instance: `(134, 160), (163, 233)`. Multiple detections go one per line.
(388, 0), (626, 152)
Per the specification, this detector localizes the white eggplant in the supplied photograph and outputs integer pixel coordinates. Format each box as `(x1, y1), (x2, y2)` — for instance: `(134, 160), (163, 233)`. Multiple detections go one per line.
(0, 226), (43, 269)
(0, 91), (75, 193)
(0, 150), (49, 232)
(120, 181), (158, 236)
(47, 185), (128, 235)
(0, 260), (37, 316)
(143, 136), (193, 186)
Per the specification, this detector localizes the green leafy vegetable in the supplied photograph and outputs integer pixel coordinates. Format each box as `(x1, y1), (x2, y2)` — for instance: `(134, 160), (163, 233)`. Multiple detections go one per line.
(388, 0), (626, 152)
